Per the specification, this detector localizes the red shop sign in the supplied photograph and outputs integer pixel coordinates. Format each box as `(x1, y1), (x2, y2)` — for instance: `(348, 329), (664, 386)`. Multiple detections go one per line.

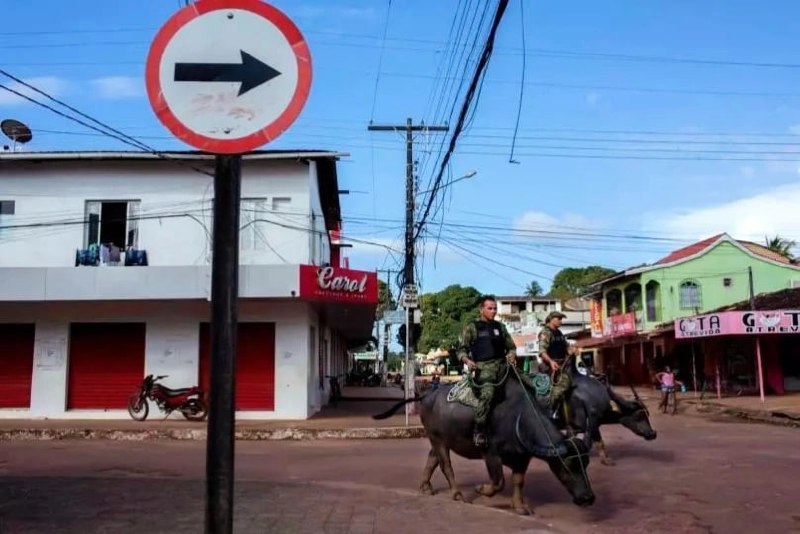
(299, 265), (378, 304)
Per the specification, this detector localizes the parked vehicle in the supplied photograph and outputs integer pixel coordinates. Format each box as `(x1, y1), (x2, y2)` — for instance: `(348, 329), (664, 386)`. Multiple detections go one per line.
(127, 374), (208, 421)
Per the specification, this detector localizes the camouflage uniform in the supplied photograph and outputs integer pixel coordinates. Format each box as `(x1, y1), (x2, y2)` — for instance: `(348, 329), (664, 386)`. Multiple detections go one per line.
(539, 325), (571, 407)
(458, 320), (516, 427)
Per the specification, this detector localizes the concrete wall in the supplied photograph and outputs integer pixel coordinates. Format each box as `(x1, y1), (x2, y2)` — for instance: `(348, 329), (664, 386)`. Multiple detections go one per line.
(0, 264), (300, 301)
(0, 159), (319, 268)
(0, 300), (314, 420)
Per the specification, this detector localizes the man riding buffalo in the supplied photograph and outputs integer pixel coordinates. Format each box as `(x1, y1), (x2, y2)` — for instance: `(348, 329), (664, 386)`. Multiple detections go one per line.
(457, 295), (517, 449)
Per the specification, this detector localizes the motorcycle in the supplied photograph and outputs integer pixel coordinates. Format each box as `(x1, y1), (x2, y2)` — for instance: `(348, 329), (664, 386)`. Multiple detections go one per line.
(127, 374), (208, 422)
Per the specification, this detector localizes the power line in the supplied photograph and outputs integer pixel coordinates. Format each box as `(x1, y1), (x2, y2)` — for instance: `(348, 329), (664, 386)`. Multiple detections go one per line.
(415, 0), (510, 242)
(10, 25), (800, 71)
(0, 71), (214, 177)
(369, 0), (393, 122)
(507, 0), (526, 164)
(0, 83), (160, 153)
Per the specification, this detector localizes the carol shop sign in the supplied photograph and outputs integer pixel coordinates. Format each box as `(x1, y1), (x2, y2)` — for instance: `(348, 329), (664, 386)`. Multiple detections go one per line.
(299, 265), (378, 304)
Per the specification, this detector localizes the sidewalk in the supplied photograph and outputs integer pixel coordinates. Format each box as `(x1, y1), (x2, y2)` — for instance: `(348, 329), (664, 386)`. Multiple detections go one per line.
(0, 398), (424, 441)
(613, 385), (800, 427)
(7, 386), (799, 442)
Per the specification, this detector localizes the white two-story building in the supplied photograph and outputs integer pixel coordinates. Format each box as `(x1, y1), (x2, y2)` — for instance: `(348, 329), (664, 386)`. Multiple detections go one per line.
(0, 150), (378, 420)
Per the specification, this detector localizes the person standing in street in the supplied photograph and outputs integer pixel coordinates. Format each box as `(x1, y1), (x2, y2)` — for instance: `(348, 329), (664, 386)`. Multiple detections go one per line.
(458, 295), (517, 449)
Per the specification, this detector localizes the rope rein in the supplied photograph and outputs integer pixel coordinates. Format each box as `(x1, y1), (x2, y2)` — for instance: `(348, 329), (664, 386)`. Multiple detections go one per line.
(509, 364), (593, 492)
(446, 362), (511, 403)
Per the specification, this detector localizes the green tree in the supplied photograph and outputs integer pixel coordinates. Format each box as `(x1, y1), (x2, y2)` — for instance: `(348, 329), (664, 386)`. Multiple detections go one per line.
(550, 266), (616, 300)
(417, 284), (482, 354)
(525, 280), (544, 297)
(386, 352), (404, 372)
(765, 235), (796, 259)
(377, 280), (396, 318)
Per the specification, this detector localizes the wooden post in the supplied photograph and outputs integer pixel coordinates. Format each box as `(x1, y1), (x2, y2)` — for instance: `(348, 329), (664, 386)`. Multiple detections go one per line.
(756, 337), (766, 403)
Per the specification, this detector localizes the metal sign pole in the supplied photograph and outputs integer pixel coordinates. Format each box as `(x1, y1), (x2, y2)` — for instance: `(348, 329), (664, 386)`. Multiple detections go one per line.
(205, 154), (241, 534)
(146, 4), (311, 532)
(405, 307), (410, 426)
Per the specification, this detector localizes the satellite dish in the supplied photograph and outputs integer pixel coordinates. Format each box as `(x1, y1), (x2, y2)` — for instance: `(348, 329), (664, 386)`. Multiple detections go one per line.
(1, 119), (33, 150)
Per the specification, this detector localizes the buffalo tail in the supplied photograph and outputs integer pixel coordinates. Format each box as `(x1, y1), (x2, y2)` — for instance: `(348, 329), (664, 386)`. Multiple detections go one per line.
(372, 394), (426, 420)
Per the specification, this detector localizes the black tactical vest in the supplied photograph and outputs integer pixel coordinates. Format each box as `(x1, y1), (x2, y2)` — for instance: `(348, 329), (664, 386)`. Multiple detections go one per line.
(546, 326), (567, 363)
(471, 320), (507, 362)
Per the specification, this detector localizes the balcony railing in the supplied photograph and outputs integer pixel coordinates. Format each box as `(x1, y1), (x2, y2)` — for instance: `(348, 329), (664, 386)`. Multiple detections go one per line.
(75, 246), (148, 267)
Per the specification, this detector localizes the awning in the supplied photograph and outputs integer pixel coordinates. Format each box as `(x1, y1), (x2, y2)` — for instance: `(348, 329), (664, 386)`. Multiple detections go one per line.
(575, 332), (648, 349)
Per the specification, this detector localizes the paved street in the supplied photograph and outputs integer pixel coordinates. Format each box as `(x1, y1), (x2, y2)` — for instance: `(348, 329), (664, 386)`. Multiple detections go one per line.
(1, 411), (799, 533)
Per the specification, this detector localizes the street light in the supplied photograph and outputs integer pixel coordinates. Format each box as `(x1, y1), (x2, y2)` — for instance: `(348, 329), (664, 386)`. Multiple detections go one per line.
(416, 170), (477, 196)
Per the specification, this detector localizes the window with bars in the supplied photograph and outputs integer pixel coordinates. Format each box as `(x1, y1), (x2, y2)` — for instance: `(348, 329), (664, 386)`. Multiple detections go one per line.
(679, 280), (702, 309)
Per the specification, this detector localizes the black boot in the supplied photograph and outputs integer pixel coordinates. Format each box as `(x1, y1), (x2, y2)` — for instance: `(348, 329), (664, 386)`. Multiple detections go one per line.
(473, 423), (488, 449)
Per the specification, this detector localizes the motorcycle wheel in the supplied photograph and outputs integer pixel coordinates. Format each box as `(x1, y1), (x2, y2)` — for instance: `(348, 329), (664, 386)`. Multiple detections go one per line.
(127, 394), (149, 421)
(181, 398), (208, 422)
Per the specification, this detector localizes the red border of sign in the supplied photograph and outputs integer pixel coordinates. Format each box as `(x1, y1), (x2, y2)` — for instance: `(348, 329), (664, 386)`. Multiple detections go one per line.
(145, 0), (312, 154)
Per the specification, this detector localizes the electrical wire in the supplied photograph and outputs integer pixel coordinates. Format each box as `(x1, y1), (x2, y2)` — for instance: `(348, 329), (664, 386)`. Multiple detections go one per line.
(415, 0), (510, 242)
(0, 70), (214, 177)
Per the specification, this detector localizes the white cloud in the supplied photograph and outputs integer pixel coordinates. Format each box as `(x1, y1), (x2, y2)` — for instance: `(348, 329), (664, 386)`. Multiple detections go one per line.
(642, 182), (800, 244)
(585, 92), (601, 107)
(0, 76), (69, 106)
(789, 123), (800, 135)
(89, 76), (144, 99)
(514, 210), (594, 232)
(739, 165), (756, 177)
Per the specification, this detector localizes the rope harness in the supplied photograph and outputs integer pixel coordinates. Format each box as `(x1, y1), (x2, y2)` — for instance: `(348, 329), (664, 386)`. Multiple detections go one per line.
(509, 364), (593, 492)
(446, 362), (510, 406)
(445, 361), (592, 492)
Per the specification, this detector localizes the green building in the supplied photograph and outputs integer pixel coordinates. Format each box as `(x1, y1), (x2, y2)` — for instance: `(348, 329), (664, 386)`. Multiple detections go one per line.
(582, 234), (800, 385)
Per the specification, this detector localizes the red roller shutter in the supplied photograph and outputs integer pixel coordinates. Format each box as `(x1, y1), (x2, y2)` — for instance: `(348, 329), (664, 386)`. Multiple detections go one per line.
(199, 322), (275, 411)
(0, 324), (35, 408)
(67, 323), (146, 409)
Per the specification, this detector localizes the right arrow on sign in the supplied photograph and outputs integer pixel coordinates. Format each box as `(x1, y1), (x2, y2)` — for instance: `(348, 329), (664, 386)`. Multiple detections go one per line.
(174, 50), (281, 96)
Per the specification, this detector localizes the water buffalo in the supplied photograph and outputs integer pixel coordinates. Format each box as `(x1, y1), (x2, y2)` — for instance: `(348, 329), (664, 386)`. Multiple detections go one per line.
(556, 363), (656, 466)
(565, 368), (657, 466)
(373, 372), (596, 514)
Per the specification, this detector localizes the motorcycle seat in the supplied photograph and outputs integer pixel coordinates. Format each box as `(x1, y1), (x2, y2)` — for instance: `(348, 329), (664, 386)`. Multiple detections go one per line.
(158, 385), (196, 396)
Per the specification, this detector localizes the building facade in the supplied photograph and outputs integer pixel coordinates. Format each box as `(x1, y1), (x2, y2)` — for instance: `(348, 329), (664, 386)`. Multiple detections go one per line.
(495, 295), (589, 371)
(582, 234), (800, 387)
(0, 151), (378, 419)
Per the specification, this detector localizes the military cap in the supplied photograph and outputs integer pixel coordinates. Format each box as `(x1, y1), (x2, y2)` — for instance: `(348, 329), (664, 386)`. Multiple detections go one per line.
(545, 311), (567, 323)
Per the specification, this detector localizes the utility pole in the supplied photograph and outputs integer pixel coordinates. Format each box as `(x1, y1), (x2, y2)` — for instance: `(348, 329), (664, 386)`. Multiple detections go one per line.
(368, 118), (448, 414)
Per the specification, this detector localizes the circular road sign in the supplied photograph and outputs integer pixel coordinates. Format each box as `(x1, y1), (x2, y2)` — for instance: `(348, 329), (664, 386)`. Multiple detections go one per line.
(145, 0), (312, 154)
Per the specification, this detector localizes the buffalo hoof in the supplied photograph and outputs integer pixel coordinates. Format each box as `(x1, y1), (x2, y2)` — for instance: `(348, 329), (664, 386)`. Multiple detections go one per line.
(601, 458), (616, 467)
(513, 505), (533, 516)
(475, 483), (498, 497)
(451, 491), (464, 502)
(420, 482), (436, 496)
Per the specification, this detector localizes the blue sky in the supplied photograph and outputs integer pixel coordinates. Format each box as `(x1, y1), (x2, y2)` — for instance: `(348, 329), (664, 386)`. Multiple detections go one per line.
(5, 1), (800, 297)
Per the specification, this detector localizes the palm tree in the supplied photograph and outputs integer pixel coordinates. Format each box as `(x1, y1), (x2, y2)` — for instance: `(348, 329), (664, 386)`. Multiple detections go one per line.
(764, 235), (796, 259)
(525, 280), (544, 297)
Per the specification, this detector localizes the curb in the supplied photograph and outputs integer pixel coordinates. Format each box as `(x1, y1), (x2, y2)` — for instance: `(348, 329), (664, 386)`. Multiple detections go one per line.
(0, 425), (427, 442)
(685, 400), (800, 429)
